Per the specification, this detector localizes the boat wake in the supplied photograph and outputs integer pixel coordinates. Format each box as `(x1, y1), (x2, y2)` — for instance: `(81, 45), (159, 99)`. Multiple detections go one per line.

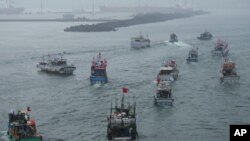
(92, 83), (102, 88)
(164, 40), (192, 48)
(0, 131), (8, 141)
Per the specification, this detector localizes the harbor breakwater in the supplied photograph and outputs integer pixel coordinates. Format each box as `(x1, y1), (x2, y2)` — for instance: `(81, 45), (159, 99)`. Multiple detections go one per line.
(64, 10), (208, 32)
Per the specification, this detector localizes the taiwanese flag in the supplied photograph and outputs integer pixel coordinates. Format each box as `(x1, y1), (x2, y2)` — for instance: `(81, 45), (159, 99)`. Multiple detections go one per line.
(122, 87), (129, 94)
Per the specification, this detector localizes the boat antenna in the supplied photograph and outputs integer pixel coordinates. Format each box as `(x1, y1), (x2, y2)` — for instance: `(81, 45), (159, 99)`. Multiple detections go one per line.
(40, 0), (43, 14)
(110, 96), (112, 118)
(121, 87), (128, 110)
(133, 95), (136, 115)
(92, 0), (95, 16)
(121, 94), (125, 110)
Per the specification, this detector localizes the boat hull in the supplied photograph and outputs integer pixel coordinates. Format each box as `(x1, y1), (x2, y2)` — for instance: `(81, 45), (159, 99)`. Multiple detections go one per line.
(169, 40), (178, 43)
(8, 134), (42, 141)
(90, 76), (108, 85)
(220, 75), (240, 83)
(154, 96), (174, 105)
(187, 58), (198, 63)
(211, 50), (229, 57)
(37, 65), (76, 75)
(131, 41), (150, 49)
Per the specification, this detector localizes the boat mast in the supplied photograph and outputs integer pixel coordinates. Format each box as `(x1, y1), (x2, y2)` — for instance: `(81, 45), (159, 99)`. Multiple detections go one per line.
(5, 0), (10, 8)
(40, 0), (43, 14)
(92, 0), (95, 16)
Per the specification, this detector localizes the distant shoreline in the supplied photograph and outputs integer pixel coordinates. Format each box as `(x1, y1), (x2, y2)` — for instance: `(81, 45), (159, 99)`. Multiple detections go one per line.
(64, 11), (208, 32)
(0, 18), (116, 22)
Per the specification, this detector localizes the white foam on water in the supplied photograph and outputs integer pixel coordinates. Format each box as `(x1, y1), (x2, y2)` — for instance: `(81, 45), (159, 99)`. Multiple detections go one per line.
(92, 83), (102, 88)
(164, 40), (193, 49)
(0, 131), (9, 141)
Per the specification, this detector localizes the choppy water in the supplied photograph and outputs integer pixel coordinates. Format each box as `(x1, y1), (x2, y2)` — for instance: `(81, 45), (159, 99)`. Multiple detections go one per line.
(1, 10), (250, 141)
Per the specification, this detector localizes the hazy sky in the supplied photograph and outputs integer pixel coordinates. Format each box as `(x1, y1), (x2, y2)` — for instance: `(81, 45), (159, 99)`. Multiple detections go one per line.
(9, 0), (250, 10)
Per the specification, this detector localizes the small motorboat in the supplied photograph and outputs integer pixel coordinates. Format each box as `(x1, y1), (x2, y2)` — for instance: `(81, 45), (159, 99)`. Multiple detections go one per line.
(169, 33), (178, 43)
(187, 48), (198, 63)
(197, 31), (213, 40)
(131, 34), (150, 49)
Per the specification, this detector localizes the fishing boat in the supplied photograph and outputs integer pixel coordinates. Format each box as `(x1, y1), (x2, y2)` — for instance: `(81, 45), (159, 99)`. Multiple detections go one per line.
(187, 48), (198, 63)
(131, 34), (150, 49)
(154, 81), (174, 105)
(197, 31), (213, 40)
(107, 88), (138, 141)
(157, 59), (179, 82)
(90, 53), (108, 85)
(7, 107), (42, 141)
(37, 54), (76, 75)
(212, 39), (229, 57)
(169, 33), (178, 43)
(220, 59), (240, 83)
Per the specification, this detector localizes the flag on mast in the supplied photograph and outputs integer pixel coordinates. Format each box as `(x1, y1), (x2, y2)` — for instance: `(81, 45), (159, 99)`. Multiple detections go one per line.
(122, 87), (128, 94)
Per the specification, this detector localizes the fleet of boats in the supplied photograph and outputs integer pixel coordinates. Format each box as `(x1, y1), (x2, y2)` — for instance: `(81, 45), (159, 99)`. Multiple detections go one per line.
(131, 34), (150, 49)
(8, 30), (239, 140)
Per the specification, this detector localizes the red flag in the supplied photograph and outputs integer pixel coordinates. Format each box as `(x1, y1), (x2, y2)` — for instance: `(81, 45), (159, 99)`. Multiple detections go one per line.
(122, 87), (128, 94)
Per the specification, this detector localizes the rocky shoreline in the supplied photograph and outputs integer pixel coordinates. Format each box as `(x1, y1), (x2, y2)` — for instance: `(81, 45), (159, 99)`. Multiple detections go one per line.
(64, 10), (208, 32)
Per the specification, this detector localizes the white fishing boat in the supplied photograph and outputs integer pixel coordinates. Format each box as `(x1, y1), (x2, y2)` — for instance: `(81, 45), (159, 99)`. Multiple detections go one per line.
(157, 59), (179, 82)
(37, 55), (76, 75)
(187, 48), (198, 63)
(131, 35), (150, 49)
(154, 81), (174, 105)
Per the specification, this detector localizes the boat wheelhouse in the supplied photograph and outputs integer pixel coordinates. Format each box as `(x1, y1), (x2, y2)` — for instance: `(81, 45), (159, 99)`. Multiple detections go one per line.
(157, 59), (179, 82)
(212, 39), (229, 57)
(90, 53), (108, 85)
(37, 55), (76, 75)
(220, 59), (240, 83)
(169, 33), (178, 43)
(107, 88), (138, 141)
(154, 81), (174, 105)
(187, 48), (198, 63)
(7, 107), (42, 141)
(131, 35), (150, 49)
(197, 31), (213, 40)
